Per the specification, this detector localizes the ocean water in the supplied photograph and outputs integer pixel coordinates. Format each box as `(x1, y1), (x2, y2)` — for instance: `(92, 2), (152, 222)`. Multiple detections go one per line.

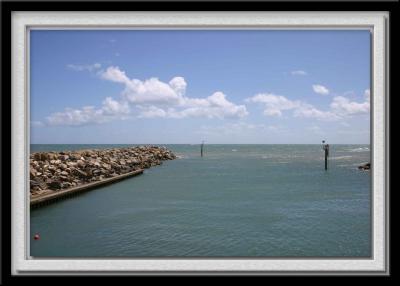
(30, 144), (371, 257)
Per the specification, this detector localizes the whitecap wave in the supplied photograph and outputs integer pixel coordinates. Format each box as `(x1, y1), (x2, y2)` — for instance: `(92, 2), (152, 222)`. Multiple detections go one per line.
(348, 147), (370, 152)
(330, 155), (353, 160)
(261, 154), (304, 159)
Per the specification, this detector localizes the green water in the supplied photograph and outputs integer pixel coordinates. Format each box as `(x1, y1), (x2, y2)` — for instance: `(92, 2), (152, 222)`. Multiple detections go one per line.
(30, 144), (371, 257)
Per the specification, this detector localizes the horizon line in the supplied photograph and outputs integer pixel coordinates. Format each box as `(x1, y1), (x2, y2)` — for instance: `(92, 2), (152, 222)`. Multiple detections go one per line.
(30, 143), (371, 145)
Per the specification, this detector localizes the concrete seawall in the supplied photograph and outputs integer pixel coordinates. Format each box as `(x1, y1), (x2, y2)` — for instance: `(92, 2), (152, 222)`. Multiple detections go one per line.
(31, 169), (144, 208)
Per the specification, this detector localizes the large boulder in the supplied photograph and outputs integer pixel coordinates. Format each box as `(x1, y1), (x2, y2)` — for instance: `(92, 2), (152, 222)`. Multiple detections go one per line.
(30, 168), (37, 179)
(48, 179), (62, 190)
(59, 154), (69, 161)
(76, 160), (85, 168)
(71, 168), (88, 178)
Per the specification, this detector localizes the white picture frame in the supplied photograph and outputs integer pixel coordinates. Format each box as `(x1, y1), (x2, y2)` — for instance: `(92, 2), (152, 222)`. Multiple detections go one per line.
(11, 11), (389, 275)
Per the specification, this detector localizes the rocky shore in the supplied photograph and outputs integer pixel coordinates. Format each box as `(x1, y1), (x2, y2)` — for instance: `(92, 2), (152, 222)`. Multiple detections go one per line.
(358, 162), (371, 170)
(30, 146), (176, 197)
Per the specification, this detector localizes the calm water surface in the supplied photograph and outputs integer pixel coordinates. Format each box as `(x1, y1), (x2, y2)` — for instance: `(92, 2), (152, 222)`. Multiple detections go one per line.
(30, 144), (371, 257)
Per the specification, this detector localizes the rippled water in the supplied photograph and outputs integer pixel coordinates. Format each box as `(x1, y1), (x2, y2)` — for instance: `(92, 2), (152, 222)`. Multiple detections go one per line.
(30, 144), (371, 257)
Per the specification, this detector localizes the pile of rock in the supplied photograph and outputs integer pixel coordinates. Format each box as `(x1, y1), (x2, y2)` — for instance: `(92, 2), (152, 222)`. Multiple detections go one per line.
(358, 162), (371, 170)
(30, 146), (176, 196)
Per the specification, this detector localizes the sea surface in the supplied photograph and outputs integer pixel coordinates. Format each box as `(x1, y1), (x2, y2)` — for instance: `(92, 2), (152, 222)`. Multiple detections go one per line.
(30, 144), (371, 257)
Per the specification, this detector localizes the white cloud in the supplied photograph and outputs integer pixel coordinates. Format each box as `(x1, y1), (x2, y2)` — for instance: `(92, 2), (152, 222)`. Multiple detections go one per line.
(102, 97), (130, 115)
(47, 106), (108, 126)
(330, 96), (370, 115)
(100, 66), (130, 84)
(137, 92), (248, 119)
(101, 67), (184, 105)
(179, 92), (248, 119)
(46, 97), (130, 126)
(291, 70), (307, 76)
(247, 88), (370, 122)
(67, 63), (101, 72)
(46, 66), (247, 125)
(293, 104), (340, 121)
(126, 77), (184, 105)
(245, 93), (301, 117)
(137, 105), (167, 118)
(100, 66), (247, 119)
(246, 93), (338, 121)
(312, 84), (330, 95)
(169, 77), (187, 97)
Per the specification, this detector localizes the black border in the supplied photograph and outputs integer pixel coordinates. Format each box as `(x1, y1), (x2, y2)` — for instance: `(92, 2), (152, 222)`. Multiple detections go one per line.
(1, 0), (396, 281)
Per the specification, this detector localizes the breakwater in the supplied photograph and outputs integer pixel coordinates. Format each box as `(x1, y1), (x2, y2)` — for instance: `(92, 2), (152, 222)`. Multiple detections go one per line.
(30, 146), (176, 203)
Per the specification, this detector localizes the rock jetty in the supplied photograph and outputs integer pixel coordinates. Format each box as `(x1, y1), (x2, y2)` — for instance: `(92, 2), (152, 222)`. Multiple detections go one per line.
(30, 146), (176, 197)
(358, 162), (371, 170)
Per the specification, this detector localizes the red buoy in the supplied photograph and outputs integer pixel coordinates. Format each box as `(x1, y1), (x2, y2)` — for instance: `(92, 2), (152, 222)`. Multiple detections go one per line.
(34, 234), (40, 240)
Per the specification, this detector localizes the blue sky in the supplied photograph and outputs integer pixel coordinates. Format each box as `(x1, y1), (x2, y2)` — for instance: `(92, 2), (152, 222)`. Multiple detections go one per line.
(30, 30), (370, 144)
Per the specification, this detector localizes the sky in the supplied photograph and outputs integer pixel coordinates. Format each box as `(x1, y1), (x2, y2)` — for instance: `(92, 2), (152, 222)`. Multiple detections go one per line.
(30, 30), (371, 144)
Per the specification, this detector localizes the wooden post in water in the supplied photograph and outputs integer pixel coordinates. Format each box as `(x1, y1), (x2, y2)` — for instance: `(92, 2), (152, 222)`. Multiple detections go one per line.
(322, 140), (329, 170)
(201, 141), (204, 157)
(325, 150), (328, 170)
